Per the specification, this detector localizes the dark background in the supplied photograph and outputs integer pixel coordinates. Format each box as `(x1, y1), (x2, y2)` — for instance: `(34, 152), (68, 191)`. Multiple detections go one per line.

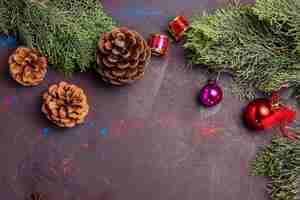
(0, 0), (287, 199)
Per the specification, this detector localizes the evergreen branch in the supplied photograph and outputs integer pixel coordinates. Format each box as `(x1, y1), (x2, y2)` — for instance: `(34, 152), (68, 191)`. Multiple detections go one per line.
(253, 0), (300, 59)
(251, 136), (300, 200)
(0, 0), (117, 74)
(184, 2), (300, 98)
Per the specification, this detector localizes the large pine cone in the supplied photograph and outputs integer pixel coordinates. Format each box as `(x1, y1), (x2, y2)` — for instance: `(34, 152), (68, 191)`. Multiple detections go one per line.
(9, 47), (47, 86)
(42, 82), (89, 128)
(96, 27), (151, 86)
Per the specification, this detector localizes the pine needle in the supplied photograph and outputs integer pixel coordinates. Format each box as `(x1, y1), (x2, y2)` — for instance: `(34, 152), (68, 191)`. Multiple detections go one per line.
(251, 136), (300, 200)
(184, 2), (300, 98)
(0, 0), (117, 74)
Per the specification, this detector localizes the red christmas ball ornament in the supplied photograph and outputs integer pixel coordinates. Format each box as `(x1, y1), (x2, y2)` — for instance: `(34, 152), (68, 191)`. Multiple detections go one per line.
(243, 98), (296, 130)
(243, 98), (272, 130)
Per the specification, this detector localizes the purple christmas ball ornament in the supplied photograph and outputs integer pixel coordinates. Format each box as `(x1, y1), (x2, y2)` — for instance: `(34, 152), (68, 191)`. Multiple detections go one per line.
(199, 80), (223, 107)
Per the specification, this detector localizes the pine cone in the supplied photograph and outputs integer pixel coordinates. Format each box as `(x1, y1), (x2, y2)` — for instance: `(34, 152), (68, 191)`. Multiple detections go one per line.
(96, 27), (151, 86)
(9, 47), (48, 86)
(42, 82), (89, 128)
(26, 192), (46, 200)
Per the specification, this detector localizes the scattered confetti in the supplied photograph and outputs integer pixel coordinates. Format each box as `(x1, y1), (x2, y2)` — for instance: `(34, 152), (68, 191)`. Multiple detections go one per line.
(2, 95), (18, 105)
(12, 96), (17, 104)
(193, 124), (224, 137)
(3, 96), (12, 105)
(0, 105), (6, 112)
(42, 128), (49, 136)
(199, 127), (221, 136)
(100, 128), (108, 137)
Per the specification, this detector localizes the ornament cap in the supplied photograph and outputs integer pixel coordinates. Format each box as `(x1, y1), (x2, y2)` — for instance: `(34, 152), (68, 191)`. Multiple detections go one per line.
(208, 79), (217, 84)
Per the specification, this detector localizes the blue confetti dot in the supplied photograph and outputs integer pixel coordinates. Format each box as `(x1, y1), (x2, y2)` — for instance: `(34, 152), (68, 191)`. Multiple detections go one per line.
(100, 128), (108, 137)
(42, 128), (49, 136)
(0, 35), (17, 48)
(3, 96), (11, 105)
(87, 121), (95, 128)
(12, 96), (17, 104)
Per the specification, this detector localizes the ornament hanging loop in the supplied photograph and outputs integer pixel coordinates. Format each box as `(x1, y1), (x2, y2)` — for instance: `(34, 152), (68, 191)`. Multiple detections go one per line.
(270, 84), (290, 109)
(207, 71), (221, 84)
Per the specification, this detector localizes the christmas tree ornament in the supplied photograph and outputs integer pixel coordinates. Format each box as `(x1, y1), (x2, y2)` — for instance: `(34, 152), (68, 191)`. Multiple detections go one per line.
(42, 82), (89, 128)
(243, 97), (296, 132)
(199, 80), (223, 107)
(8, 47), (48, 86)
(148, 33), (169, 56)
(168, 15), (190, 41)
(26, 192), (46, 200)
(96, 27), (151, 86)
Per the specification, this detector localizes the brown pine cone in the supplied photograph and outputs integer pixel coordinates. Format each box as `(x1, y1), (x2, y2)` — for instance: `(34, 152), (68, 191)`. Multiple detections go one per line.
(42, 82), (89, 128)
(96, 27), (151, 86)
(9, 47), (48, 86)
(26, 192), (45, 200)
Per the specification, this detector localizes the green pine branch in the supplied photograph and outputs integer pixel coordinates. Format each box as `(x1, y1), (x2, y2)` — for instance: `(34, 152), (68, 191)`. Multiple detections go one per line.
(254, 0), (300, 64)
(0, 0), (117, 74)
(251, 136), (300, 200)
(184, 1), (300, 99)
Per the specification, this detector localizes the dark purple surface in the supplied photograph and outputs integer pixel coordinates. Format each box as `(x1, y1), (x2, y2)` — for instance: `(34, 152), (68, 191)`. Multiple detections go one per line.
(0, 0), (280, 199)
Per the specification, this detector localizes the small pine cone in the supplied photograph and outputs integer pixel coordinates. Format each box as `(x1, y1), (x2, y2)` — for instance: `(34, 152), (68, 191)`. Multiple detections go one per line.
(42, 82), (89, 128)
(9, 47), (48, 86)
(96, 27), (151, 86)
(26, 192), (46, 200)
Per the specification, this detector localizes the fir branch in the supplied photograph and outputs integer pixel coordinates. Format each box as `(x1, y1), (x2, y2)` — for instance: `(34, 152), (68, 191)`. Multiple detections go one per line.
(0, 0), (117, 74)
(251, 136), (300, 200)
(253, 0), (300, 59)
(253, 0), (300, 37)
(184, 3), (300, 98)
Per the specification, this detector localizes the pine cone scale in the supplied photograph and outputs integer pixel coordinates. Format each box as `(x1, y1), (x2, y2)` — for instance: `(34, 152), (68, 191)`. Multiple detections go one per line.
(118, 62), (131, 69)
